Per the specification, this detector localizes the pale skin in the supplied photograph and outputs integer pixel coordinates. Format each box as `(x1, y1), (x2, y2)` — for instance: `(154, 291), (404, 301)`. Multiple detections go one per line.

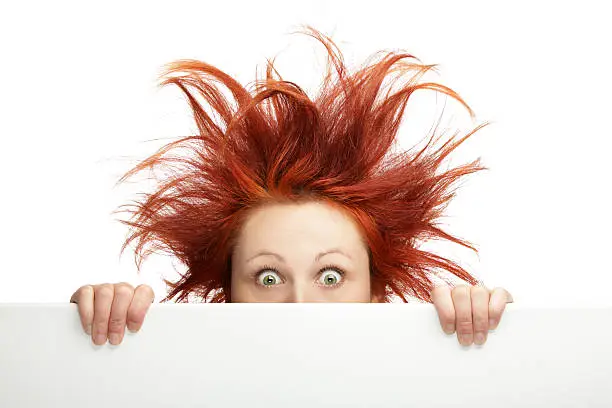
(71, 201), (513, 346)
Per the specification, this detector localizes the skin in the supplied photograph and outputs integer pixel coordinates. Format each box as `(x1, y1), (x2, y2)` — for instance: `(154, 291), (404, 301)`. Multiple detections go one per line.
(70, 201), (513, 346)
(230, 201), (379, 303)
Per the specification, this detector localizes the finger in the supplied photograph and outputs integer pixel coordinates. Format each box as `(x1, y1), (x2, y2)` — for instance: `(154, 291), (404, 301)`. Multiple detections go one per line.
(126, 284), (155, 333)
(470, 286), (490, 345)
(92, 284), (114, 345)
(489, 287), (513, 330)
(107, 283), (135, 345)
(451, 285), (473, 346)
(431, 285), (456, 334)
(70, 285), (94, 335)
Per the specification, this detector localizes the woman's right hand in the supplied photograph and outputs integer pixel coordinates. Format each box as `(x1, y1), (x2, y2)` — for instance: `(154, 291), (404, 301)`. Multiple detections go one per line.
(70, 283), (155, 345)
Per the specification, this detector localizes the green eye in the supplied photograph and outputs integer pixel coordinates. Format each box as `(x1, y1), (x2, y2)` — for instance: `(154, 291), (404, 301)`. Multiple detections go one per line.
(319, 270), (342, 286)
(255, 266), (344, 288)
(259, 270), (280, 286)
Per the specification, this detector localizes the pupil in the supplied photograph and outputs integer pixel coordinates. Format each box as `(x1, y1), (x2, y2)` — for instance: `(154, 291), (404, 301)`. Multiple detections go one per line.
(264, 276), (274, 285)
(326, 275), (336, 284)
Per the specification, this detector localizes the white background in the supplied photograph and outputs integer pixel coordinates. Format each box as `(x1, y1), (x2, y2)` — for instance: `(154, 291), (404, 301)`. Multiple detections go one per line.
(0, 0), (609, 305)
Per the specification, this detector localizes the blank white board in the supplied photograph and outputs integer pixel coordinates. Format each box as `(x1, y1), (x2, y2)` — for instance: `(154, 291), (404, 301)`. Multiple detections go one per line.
(0, 303), (610, 407)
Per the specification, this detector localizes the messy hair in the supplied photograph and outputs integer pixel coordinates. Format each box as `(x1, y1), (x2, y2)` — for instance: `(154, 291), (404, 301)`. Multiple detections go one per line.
(113, 25), (488, 304)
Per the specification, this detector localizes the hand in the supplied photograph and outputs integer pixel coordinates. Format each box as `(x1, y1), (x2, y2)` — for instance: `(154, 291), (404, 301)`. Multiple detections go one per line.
(70, 282), (155, 345)
(431, 284), (513, 346)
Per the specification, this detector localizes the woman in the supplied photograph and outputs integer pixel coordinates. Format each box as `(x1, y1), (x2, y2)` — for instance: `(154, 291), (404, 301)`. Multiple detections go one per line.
(71, 25), (513, 348)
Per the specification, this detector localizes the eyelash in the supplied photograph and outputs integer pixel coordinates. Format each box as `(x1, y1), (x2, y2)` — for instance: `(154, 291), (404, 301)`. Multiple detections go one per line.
(253, 264), (346, 289)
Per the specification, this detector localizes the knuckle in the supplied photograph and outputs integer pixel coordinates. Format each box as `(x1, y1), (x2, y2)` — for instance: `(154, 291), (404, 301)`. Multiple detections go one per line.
(113, 283), (134, 298)
(127, 307), (146, 325)
(125, 285), (154, 331)
(115, 282), (134, 290)
(456, 319), (473, 333)
(136, 284), (155, 299)
(439, 312), (455, 325)
(96, 284), (115, 299)
(93, 320), (108, 334)
(127, 307), (149, 331)
(72, 285), (92, 303)
(108, 317), (126, 331)
(451, 285), (469, 298)
(431, 285), (445, 297)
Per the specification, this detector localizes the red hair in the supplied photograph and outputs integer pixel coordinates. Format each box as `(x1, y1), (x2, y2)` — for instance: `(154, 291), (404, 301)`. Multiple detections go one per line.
(113, 25), (488, 304)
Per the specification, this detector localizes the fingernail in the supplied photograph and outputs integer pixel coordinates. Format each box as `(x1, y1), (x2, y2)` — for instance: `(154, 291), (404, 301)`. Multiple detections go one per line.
(444, 324), (454, 334)
(475, 333), (486, 345)
(109, 333), (120, 345)
(489, 319), (496, 329)
(94, 332), (106, 345)
(86, 324), (92, 335)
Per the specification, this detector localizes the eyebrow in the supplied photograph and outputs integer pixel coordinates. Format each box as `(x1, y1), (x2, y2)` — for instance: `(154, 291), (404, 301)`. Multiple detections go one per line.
(245, 248), (352, 263)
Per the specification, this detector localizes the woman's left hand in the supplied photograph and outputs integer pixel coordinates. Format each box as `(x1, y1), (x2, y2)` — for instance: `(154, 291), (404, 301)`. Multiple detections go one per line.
(431, 285), (514, 346)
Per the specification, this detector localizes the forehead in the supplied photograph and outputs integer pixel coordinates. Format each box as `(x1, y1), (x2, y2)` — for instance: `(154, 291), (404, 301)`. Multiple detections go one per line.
(235, 201), (366, 253)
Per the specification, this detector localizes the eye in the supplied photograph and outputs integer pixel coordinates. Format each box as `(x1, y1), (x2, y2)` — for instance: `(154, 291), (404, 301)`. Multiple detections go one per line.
(318, 267), (344, 287)
(256, 266), (282, 287)
(254, 265), (345, 288)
